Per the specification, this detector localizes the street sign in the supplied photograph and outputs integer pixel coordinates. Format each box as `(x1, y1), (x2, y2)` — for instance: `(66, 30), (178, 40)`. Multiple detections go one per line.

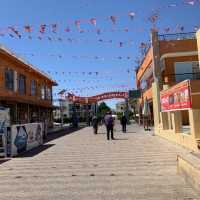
(128, 90), (141, 99)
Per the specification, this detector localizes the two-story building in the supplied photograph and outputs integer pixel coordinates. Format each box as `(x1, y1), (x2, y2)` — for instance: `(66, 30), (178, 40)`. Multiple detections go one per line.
(0, 44), (57, 127)
(136, 32), (199, 125)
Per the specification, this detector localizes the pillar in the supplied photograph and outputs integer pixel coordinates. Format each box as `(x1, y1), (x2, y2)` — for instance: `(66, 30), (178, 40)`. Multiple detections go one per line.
(171, 111), (182, 133)
(152, 82), (161, 134)
(189, 109), (200, 139)
(196, 29), (200, 68)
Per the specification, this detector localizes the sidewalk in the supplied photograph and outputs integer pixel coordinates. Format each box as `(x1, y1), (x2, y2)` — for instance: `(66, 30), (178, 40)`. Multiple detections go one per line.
(0, 122), (198, 200)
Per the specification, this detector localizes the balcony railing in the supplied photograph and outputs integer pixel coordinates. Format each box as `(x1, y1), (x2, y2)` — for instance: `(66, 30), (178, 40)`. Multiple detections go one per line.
(158, 32), (196, 41)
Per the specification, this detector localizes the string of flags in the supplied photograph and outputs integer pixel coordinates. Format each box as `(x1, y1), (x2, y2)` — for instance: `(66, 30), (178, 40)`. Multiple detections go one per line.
(19, 52), (135, 60)
(0, 0), (199, 37)
(43, 69), (133, 76)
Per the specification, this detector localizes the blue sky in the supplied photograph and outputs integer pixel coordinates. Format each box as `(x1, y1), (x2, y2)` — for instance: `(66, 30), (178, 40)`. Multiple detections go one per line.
(0, 0), (199, 108)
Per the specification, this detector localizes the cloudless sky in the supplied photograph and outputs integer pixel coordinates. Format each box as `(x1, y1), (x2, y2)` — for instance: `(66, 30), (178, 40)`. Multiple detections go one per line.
(0, 0), (199, 108)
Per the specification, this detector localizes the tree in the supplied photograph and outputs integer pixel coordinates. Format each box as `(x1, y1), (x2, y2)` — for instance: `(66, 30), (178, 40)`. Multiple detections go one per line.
(97, 102), (111, 118)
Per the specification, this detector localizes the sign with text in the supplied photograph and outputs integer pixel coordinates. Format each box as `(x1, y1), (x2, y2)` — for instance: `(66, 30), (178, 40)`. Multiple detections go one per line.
(128, 90), (141, 99)
(160, 80), (192, 112)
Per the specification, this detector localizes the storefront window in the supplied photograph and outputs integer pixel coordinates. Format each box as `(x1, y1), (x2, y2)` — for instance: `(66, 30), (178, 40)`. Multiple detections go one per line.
(31, 80), (37, 96)
(18, 74), (26, 95)
(5, 69), (14, 90)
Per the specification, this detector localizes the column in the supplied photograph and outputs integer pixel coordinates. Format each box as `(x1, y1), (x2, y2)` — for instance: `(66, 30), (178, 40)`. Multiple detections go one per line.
(189, 109), (200, 139)
(196, 29), (200, 68)
(171, 111), (182, 133)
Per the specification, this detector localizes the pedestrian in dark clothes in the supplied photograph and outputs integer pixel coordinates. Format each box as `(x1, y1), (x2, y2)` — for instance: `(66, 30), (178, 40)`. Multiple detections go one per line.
(92, 115), (98, 134)
(104, 111), (114, 140)
(121, 114), (127, 133)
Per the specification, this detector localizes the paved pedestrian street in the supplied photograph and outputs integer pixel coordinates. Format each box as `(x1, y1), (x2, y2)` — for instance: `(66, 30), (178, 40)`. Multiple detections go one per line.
(0, 123), (199, 200)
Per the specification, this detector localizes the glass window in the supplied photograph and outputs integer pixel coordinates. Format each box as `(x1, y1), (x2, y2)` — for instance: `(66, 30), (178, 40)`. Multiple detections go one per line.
(175, 61), (200, 82)
(30, 80), (37, 96)
(18, 74), (26, 95)
(46, 86), (52, 100)
(41, 84), (45, 99)
(5, 69), (14, 90)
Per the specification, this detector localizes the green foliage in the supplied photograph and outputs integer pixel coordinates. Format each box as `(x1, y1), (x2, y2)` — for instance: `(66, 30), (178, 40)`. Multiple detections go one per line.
(97, 102), (111, 118)
(116, 112), (123, 120)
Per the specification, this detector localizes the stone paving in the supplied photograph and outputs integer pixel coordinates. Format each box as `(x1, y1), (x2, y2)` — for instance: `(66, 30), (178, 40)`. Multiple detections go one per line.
(0, 123), (199, 200)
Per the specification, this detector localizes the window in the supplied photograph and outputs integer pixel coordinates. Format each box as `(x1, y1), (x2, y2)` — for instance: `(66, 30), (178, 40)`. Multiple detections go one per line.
(41, 84), (45, 99)
(175, 61), (200, 82)
(46, 86), (52, 100)
(18, 74), (26, 95)
(5, 69), (14, 90)
(30, 80), (37, 96)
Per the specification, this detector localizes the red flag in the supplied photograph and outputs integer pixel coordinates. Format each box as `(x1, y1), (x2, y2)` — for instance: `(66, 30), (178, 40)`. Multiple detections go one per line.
(24, 25), (32, 33)
(90, 18), (97, 26)
(128, 11), (136, 20)
(110, 16), (117, 24)
(65, 27), (71, 32)
(75, 20), (81, 30)
(39, 24), (46, 34)
(52, 24), (57, 33)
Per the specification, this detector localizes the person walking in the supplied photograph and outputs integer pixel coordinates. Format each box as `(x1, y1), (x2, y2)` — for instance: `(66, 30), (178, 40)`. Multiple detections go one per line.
(104, 111), (114, 140)
(121, 114), (127, 133)
(92, 115), (98, 134)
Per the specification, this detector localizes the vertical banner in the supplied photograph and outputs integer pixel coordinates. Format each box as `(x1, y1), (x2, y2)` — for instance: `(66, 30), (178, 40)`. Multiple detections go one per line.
(160, 80), (192, 112)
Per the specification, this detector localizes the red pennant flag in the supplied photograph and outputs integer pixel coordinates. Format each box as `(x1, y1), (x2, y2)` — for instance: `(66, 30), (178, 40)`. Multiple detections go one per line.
(90, 18), (97, 26)
(110, 16), (117, 24)
(24, 25), (32, 33)
(52, 24), (57, 33)
(65, 27), (71, 32)
(128, 11), (136, 20)
(39, 24), (46, 34)
(8, 27), (21, 38)
(75, 20), (81, 30)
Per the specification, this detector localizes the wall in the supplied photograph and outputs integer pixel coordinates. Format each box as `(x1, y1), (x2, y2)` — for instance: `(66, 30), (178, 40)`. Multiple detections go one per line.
(159, 39), (197, 56)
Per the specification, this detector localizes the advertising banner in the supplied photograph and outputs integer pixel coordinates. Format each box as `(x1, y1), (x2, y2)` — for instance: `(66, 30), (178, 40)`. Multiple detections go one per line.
(11, 123), (43, 156)
(160, 80), (192, 112)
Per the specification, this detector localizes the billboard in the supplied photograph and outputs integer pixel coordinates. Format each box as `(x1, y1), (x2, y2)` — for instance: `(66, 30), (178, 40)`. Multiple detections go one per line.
(11, 123), (43, 156)
(160, 80), (192, 112)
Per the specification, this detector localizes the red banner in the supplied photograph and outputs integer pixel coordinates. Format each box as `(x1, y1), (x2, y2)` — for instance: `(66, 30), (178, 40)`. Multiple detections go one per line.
(160, 80), (192, 112)
(66, 92), (128, 104)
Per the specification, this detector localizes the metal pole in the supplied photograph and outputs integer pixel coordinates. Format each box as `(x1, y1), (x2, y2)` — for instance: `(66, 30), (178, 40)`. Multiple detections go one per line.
(59, 99), (63, 127)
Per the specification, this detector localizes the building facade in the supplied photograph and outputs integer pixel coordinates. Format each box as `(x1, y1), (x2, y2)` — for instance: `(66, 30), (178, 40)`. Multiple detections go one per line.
(136, 32), (199, 125)
(0, 45), (57, 127)
(136, 30), (200, 151)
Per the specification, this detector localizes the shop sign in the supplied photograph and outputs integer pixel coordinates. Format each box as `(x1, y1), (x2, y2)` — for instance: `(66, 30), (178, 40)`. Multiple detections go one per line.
(160, 80), (192, 112)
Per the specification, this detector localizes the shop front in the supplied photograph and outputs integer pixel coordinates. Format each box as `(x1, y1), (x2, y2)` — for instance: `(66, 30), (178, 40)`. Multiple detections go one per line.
(154, 79), (200, 151)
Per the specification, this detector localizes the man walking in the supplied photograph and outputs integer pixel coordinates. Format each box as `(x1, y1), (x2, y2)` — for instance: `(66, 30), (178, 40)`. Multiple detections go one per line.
(104, 111), (114, 140)
(92, 115), (98, 134)
(121, 114), (127, 133)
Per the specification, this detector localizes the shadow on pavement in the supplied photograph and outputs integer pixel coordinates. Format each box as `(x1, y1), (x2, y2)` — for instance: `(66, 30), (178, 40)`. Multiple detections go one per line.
(16, 144), (55, 158)
(113, 138), (128, 140)
(44, 125), (86, 143)
(0, 158), (11, 165)
(16, 124), (87, 158)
